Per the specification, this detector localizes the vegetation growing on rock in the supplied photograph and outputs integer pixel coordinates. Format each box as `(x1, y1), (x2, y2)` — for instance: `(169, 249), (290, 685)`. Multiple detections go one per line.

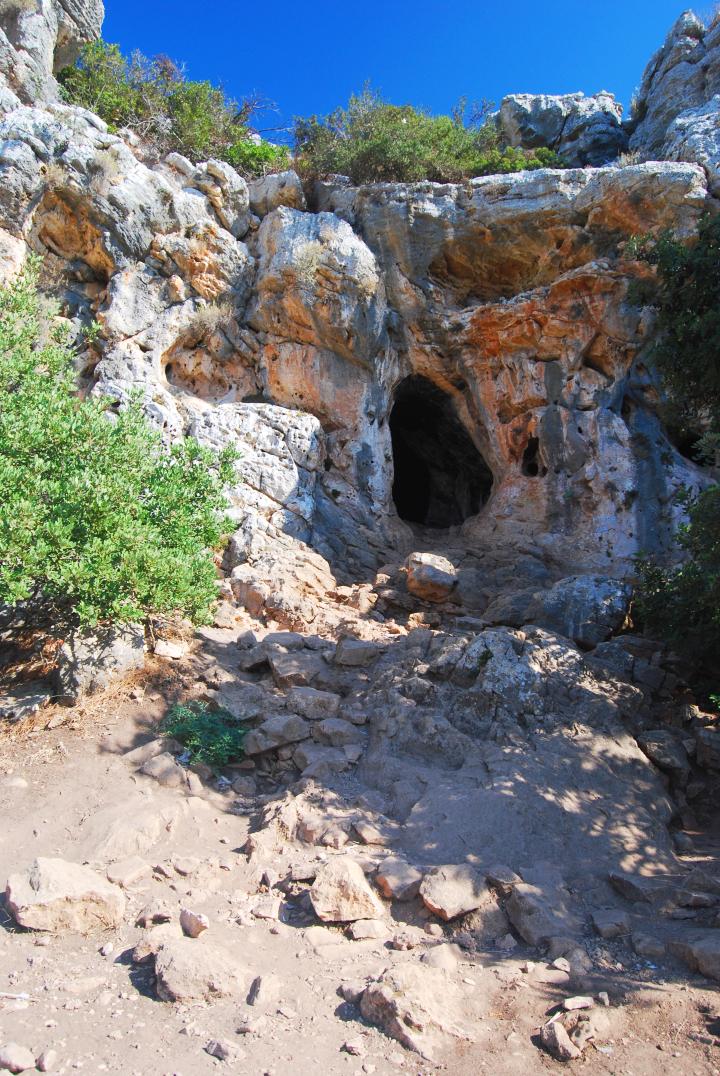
(630, 216), (720, 670)
(58, 41), (290, 175)
(0, 261), (235, 627)
(294, 88), (566, 184)
(161, 701), (246, 767)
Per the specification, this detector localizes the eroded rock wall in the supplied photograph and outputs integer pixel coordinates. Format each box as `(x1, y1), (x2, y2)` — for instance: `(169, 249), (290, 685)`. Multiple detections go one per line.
(0, 1), (715, 595)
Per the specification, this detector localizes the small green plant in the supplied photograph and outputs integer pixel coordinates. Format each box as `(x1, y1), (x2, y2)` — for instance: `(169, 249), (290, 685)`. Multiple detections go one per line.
(294, 87), (566, 185)
(0, 259), (236, 627)
(58, 41), (290, 175)
(161, 700), (246, 767)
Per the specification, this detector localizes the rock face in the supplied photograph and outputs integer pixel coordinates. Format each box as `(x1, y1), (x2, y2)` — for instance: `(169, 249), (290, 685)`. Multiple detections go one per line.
(0, 4), (714, 623)
(5, 857), (126, 933)
(0, 0), (104, 110)
(631, 13), (720, 192)
(498, 92), (628, 165)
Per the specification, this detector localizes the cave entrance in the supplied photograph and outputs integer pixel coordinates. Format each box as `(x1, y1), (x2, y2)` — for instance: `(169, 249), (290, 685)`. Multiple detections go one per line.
(389, 375), (493, 528)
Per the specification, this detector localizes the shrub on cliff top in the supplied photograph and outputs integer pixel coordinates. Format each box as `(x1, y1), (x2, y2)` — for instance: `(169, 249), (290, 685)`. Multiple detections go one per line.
(294, 88), (565, 184)
(0, 260), (236, 627)
(58, 41), (289, 176)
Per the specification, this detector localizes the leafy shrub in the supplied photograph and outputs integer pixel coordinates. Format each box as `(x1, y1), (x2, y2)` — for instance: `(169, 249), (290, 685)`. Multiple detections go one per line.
(0, 260), (236, 627)
(58, 41), (290, 176)
(161, 700), (245, 767)
(294, 88), (566, 184)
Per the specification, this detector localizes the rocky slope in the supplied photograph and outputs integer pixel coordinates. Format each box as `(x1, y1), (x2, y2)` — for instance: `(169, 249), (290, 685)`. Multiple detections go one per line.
(2, 4), (720, 1074)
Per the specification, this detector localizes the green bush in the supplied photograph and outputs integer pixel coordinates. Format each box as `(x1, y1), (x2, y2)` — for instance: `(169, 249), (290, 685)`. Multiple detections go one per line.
(630, 215), (720, 674)
(294, 88), (565, 184)
(161, 700), (245, 767)
(0, 260), (236, 627)
(58, 41), (290, 176)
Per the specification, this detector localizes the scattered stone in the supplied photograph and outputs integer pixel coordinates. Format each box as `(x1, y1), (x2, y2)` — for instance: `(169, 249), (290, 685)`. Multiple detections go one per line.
(236, 1014), (268, 1036)
(140, 752), (187, 788)
(539, 1019), (582, 1062)
(591, 908), (630, 939)
(360, 964), (474, 1060)
(243, 714), (311, 755)
(154, 638), (188, 660)
(154, 938), (247, 1002)
(485, 866), (522, 896)
(251, 895), (282, 920)
(172, 856), (200, 877)
(232, 775), (257, 797)
(0, 1044), (36, 1074)
(106, 856), (151, 889)
(247, 974), (279, 1008)
(315, 717), (364, 748)
(419, 864), (488, 921)
(36, 1050), (57, 1073)
(563, 996), (594, 1011)
(424, 922), (444, 938)
(421, 943), (462, 971)
(352, 820), (388, 846)
(136, 900), (173, 928)
(347, 919), (387, 941)
(334, 638), (381, 667)
(506, 882), (579, 946)
(180, 909), (209, 938)
(375, 859), (422, 902)
(339, 980), (367, 1003)
(287, 687), (340, 721)
(293, 743), (350, 778)
(496, 933), (517, 951)
(632, 933), (666, 960)
(204, 1039), (243, 1062)
(5, 858), (126, 934)
(310, 859), (385, 922)
(342, 1038), (365, 1057)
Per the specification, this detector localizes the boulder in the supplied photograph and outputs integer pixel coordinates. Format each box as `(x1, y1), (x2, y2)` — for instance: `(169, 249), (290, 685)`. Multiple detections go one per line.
(498, 91), (627, 166)
(286, 686), (341, 721)
(404, 552), (458, 602)
(54, 624), (145, 704)
(483, 575), (631, 648)
(539, 1019), (582, 1062)
(0, 1044), (36, 1074)
(248, 170), (306, 217)
(375, 859), (423, 901)
(360, 964), (477, 1060)
(636, 730), (690, 785)
(419, 864), (488, 921)
(154, 937), (247, 1001)
(309, 859), (384, 922)
(333, 638), (381, 667)
(243, 713), (311, 755)
(591, 908), (630, 939)
(5, 858), (126, 933)
(505, 881), (579, 947)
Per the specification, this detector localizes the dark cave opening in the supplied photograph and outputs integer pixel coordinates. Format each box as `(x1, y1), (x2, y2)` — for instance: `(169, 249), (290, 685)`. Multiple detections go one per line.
(389, 375), (493, 528)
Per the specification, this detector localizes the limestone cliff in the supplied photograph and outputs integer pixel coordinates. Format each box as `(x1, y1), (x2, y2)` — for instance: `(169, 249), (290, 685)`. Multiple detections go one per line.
(0, 1), (716, 613)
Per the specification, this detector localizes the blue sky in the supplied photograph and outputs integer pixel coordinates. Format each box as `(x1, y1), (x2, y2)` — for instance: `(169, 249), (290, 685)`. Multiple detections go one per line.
(103, 1), (696, 139)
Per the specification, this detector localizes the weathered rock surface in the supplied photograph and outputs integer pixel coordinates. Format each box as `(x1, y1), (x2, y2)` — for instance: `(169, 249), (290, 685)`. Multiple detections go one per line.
(54, 623), (145, 703)
(498, 91), (627, 165)
(5, 857), (126, 933)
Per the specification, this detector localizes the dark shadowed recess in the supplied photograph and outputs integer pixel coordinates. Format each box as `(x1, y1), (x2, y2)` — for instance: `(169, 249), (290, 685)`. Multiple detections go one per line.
(389, 375), (493, 528)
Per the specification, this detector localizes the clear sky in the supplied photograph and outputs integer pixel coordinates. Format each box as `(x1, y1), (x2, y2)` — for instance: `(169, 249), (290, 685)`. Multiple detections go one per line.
(103, 1), (698, 139)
